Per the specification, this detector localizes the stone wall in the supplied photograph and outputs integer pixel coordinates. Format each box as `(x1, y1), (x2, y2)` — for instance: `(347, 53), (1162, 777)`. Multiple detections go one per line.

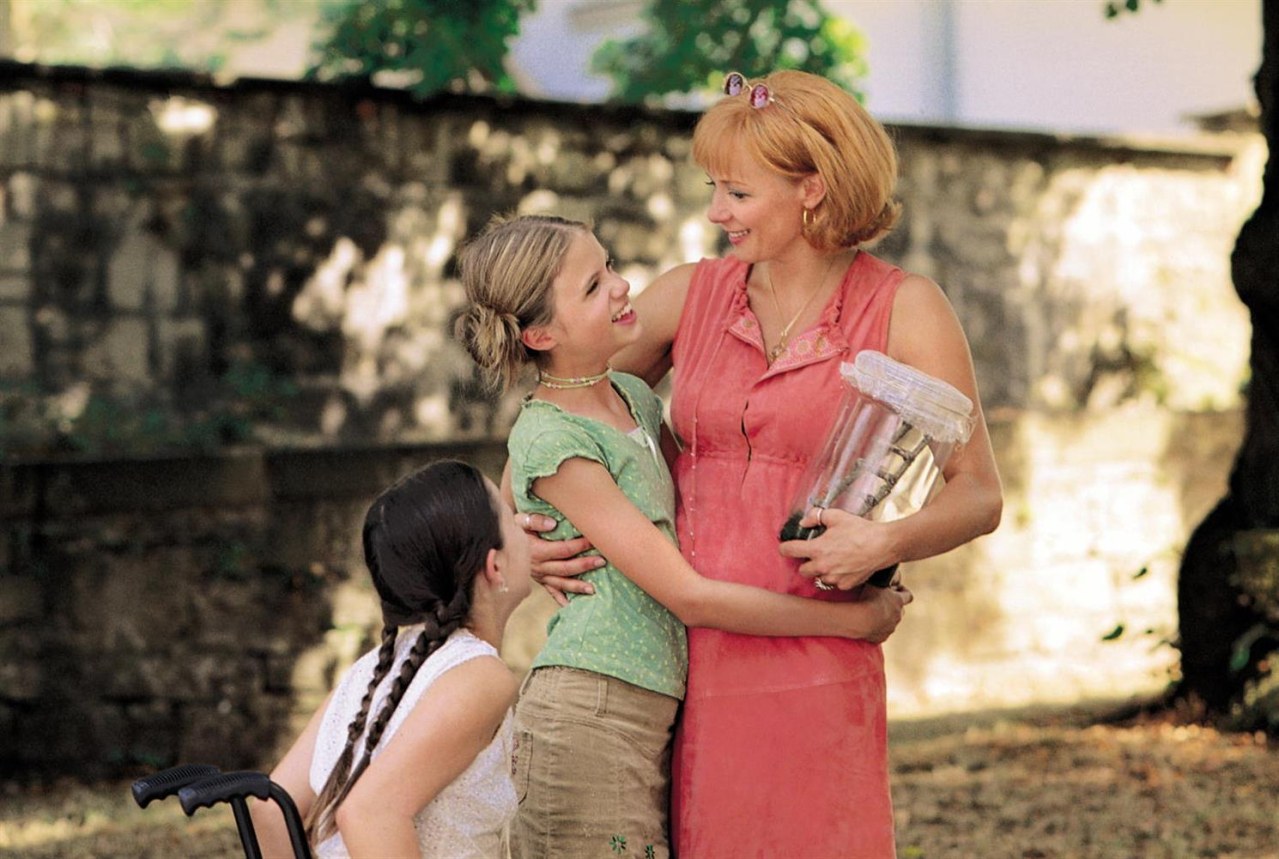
(0, 61), (1265, 775)
(0, 442), (508, 778)
(0, 61), (709, 452)
(0, 62), (1257, 445)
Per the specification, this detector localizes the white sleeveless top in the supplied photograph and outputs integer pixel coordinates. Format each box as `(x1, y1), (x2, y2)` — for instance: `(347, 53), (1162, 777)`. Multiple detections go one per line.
(310, 628), (516, 858)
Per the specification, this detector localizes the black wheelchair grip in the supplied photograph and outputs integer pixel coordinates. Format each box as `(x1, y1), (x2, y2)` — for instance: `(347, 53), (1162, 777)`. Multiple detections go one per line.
(131, 764), (222, 808)
(179, 771), (273, 816)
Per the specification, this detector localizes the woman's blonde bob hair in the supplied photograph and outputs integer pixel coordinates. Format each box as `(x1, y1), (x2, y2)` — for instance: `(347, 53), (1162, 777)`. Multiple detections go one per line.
(693, 70), (901, 251)
(456, 213), (590, 392)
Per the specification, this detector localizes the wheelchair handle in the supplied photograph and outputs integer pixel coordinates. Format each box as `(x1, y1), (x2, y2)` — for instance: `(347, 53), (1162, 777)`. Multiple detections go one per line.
(131, 764), (221, 808)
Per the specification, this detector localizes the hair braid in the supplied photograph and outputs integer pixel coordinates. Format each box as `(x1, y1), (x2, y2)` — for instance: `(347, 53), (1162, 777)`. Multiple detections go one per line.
(305, 626), (398, 844)
(300, 460), (502, 850)
(456, 302), (527, 393)
(357, 588), (472, 761)
(357, 629), (437, 763)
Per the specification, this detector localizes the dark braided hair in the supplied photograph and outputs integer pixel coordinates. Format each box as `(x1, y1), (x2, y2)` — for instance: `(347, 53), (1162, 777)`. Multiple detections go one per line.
(305, 460), (504, 846)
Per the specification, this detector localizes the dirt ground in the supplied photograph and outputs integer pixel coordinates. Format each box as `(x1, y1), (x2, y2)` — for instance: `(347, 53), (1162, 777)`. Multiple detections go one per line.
(2, 706), (1275, 859)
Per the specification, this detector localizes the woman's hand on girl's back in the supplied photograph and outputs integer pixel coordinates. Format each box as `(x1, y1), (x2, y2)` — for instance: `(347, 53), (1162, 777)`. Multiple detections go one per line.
(519, 511), (603, 606)
(503, 461), (603, 606)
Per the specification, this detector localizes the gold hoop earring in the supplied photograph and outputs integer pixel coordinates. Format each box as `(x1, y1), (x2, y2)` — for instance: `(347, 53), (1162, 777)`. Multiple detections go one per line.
(802, 208), (815, 231)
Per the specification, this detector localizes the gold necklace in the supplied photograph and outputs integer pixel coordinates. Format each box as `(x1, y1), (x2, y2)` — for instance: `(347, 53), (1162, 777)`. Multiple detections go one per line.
(537, 368), (610, 389)
(765, 254), (840, 362)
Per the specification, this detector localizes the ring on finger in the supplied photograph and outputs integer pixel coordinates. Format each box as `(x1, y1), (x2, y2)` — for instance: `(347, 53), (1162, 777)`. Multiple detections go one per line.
(814, 578), (835, 591)
(817, 508), (825, 528)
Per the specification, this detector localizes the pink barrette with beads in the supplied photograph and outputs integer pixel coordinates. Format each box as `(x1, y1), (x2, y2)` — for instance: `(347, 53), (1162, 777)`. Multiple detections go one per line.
(724, 72), (776, 109)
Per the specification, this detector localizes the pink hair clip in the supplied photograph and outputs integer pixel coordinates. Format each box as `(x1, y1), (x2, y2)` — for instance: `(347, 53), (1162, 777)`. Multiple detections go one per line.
(723, 72), (775, 109)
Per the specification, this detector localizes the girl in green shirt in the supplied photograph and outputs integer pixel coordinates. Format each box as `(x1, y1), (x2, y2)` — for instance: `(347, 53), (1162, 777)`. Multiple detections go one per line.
(457, 213), (911, 859)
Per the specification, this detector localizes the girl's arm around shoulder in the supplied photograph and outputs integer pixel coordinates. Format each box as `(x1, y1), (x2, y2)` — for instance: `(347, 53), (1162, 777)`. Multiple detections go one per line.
(535, 457), (909, 641)
(336, 655), (516, 858)
(611, 262), (698, 387)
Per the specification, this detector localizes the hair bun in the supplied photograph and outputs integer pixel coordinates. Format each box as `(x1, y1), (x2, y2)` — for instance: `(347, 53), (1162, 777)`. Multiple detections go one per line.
(458, 302), (525, 389)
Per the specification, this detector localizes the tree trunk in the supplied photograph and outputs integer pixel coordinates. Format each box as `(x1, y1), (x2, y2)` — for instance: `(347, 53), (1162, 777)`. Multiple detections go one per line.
(1177, 0), (1279, 712)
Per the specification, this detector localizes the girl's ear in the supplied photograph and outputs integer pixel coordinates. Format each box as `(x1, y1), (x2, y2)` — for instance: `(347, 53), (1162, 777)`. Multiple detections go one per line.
(521, 325), (557, 353)
(799, 173), (827, 210)
(481, 547), (504, 590)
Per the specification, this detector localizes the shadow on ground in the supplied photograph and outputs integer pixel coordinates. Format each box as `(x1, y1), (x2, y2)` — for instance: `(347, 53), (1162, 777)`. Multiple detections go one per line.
(2, 701), (1275, 859)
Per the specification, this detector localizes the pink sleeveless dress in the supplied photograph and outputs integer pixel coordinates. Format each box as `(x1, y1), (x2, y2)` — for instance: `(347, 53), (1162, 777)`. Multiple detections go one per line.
(669, 252), (903, 858)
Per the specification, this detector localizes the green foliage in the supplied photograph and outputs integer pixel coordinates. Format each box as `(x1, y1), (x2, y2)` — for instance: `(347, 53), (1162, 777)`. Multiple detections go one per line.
(310, 0), (537, 96)
(591, 0), (868, 104)
(1229, 623), (1271, 674)
(2, 0), (311, 72)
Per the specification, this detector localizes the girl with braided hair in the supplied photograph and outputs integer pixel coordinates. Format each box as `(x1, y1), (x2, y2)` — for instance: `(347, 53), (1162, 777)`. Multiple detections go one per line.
(456, 213), (912, 859)
(249, 459), (531, 858)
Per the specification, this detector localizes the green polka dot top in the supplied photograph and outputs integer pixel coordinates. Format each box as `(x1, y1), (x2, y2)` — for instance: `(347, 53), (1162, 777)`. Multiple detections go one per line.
(509, 371), (687, 699)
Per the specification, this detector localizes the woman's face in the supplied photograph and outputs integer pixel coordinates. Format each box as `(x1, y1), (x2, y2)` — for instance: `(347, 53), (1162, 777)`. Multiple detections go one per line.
(705, 156), (809, 263)
(543, 230), (638, 365)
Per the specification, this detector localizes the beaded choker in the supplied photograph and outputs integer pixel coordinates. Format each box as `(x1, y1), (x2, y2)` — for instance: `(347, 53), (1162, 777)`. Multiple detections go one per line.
(537, 369), (610, 390)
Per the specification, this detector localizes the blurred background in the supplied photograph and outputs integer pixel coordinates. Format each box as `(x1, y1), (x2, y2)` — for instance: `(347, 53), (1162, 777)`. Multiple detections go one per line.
(0, 0), (1260, 133)
(1, 0), (1276, 855)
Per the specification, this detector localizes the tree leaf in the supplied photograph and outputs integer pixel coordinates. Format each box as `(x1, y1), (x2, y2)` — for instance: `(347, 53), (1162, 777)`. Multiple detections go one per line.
(591, 0), (868, 104)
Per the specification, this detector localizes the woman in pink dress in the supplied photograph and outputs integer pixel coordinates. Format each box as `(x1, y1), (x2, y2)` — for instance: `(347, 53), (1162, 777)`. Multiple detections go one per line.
(530, 70), (1002, 857)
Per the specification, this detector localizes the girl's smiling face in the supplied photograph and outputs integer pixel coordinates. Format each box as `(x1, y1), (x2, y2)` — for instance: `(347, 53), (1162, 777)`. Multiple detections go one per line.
(538, 230), (638, 369)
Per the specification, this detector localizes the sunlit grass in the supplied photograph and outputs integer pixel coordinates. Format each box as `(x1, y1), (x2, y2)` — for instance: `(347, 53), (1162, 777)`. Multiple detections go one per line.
(0, 779), (236, 858)
(2, 713), (1276, 859)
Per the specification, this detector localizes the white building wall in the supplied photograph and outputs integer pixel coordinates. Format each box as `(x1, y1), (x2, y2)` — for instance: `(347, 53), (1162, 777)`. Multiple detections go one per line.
(513, 0), (1262, 136)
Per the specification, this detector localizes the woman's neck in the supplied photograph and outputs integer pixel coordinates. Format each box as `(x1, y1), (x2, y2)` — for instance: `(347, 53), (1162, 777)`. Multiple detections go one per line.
(765, 247), (856, 303)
